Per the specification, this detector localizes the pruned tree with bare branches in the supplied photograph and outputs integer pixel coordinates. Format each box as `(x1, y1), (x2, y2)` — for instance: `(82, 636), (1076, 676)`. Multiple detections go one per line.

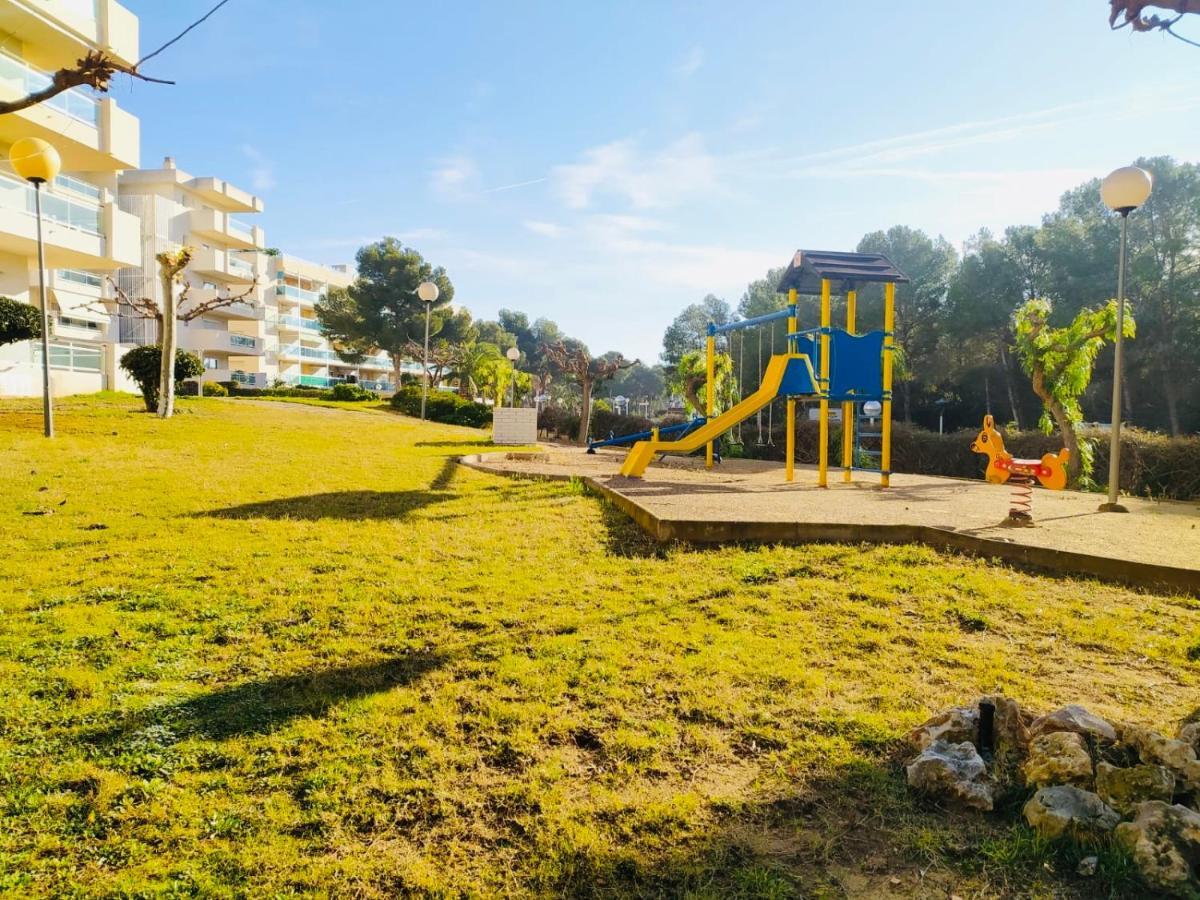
(106, 247), (258, 419)
(541, 340), (633, 444)
(1110, 0), (1200, 46)
(0, 0), (233, 116)
(402, 339), (455, 387)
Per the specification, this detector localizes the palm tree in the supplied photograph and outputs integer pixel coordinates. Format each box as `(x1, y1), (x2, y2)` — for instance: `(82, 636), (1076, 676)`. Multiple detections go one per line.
(452, 341), (502, 399)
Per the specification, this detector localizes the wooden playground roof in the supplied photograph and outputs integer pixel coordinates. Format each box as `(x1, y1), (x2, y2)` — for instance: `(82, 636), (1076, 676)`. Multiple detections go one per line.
(776, 250), (909, 294)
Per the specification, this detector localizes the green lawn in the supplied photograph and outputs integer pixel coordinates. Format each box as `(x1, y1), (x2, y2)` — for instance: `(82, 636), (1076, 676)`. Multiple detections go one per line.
(0, 394), (1195, 898)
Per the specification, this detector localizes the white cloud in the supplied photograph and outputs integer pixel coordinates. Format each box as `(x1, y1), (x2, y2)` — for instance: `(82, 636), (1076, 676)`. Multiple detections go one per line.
(675, 46), (704, 77)
(430, 156), (479, 198)
(552, 134), (717, 209)
(524, 220), (563, 238)
(483, 177), (546, 194)
(241, 144), (275, 192)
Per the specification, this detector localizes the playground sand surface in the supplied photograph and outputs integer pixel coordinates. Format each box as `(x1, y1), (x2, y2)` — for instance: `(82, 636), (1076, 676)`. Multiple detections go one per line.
(466, 446), (1200, 591)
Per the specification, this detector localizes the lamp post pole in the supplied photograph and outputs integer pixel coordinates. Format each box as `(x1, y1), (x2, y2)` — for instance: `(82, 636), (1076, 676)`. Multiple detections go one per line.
(9, 139), (62, 439)
(32, 181), (52, 438)
(416, 280), (439, 421)
(506, 346), (520, 407)
(1098, 165), (1151, 513)
(1104, 211), (1130, 510)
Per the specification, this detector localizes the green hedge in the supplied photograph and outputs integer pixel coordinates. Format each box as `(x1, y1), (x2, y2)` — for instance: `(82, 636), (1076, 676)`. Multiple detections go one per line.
(389, 385), (491, 428)
(743, 416), (1200, 500)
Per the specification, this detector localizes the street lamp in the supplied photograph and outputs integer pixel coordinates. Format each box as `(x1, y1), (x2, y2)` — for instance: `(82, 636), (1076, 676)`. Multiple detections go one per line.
(506, 346), (520, 407)
(10, 138), (62, 439)
(416, 280), (439, 419)
(1098, 165), (1152, 513)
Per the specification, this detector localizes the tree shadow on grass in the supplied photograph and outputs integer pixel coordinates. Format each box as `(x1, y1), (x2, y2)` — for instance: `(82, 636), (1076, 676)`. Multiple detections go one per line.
(200, 458), (459, 521)
(85, 652), (446, 745)
(528, 756), (1141, 899)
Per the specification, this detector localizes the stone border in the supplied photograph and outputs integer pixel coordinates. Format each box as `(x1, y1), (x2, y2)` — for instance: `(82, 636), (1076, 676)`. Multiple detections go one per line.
(459, 454), (1198, 595)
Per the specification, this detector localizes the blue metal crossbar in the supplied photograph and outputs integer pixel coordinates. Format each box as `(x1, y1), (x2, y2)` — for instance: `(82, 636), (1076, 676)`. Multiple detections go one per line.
(587, 417), (707, 453)
(708, 306), (796, 336)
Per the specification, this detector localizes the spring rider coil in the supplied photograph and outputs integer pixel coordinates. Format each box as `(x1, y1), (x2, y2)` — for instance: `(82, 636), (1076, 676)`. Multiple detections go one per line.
(970, 415), (1069, 525)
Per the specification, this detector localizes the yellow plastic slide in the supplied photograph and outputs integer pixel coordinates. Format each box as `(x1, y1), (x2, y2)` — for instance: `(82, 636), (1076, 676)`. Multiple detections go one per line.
(620, 353), (797, 478)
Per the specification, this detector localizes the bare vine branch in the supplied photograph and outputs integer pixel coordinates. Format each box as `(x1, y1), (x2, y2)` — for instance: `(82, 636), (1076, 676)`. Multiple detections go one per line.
(0, 0), (237, 116)
(1109, 0), (1200, 46)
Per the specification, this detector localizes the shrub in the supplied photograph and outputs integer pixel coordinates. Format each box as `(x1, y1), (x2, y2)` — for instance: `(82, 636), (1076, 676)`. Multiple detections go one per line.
(537, 404), (580, 440)
(119, 345), (204, 412)
(203, 382), (228, 397)
(389, 385), (490, 428)
(330, 382), (379, 402)
(0, 296), (40, 347)
(741, 417), (1200, 500)
(225, 386), (336, 401)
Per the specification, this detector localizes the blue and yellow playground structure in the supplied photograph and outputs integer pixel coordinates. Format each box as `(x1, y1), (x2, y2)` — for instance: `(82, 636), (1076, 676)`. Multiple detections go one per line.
(618, 249), (909, 487)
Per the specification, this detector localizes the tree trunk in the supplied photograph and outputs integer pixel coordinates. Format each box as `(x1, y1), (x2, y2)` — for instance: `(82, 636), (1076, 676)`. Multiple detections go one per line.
(1163, 368), (1182, 437)
(1031, 368), (1081, 484)
(157, 269), (176, 419)
(577, 375), (592, 444)
(999, 345), (1022, 430)
(391, 353), (402, 390)
(902, 378), (912, 424)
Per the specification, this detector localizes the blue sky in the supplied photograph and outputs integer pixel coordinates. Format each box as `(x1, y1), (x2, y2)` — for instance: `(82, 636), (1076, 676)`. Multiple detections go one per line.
(119, 0), (1200, 362)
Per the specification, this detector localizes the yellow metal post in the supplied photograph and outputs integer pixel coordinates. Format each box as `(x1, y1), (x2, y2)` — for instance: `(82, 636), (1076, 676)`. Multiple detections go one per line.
(705, 333), (715, 470)
(881, 281), (895, 488)
(785, 288), (797, 482)
(818, 279), (831, 487)
(842, 289), (856, 482)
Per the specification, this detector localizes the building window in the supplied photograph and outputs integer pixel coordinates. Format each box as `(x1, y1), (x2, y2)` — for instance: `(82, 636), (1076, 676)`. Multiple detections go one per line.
(33, 341), (101, 372)
(58, 316), (102, 331)
(58, 269), (103, 288)
(203, 356), (220, 370)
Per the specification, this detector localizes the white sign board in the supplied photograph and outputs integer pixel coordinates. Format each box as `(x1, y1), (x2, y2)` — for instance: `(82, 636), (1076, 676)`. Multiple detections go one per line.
(492, 407), (538, 445)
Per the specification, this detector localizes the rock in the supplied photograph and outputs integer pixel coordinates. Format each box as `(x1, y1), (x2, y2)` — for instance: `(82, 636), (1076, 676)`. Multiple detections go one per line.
(1115, 801), (1200, 896)
(1028, 705), (1118, 743)
(1076, 855), (1098, 877)
(1022, 786), (1121, 839)
(1096, 761), (1175, 815)
(1022, 731), (1093, 788)
(980, 694), (1031, 778)
(906, 740), (994, 811)
(907, 707), (978, 752)
(1122, 725), (1200, 791)
(1178, 722), (1200, 756)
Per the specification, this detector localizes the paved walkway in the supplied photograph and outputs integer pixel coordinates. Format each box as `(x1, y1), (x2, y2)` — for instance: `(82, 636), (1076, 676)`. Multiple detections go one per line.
(464, 447), (1200, 593)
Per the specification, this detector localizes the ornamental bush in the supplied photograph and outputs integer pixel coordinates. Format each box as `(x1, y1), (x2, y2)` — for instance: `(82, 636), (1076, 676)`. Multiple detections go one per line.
(202, 382), (228, 397)
(389, 385), (490, 428)
(0, 297), (40, 347)
(119, 345), (204, 412)
(330, 382), (379, 402)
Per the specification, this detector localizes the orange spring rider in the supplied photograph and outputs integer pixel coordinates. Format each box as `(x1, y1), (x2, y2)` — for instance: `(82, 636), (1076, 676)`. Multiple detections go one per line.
(970, 415), (1069, 522)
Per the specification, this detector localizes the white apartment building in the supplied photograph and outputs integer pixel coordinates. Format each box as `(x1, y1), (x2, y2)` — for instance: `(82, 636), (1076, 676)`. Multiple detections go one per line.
(265, 253), (418, 392)
(116, 157), (269, 387)
(0, 0), (142, 396)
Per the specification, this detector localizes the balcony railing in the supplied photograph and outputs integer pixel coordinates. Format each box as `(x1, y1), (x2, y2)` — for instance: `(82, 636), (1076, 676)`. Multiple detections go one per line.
(228, 255), (255, 275)
(278, 314), (322, 332)
(0, 52), (98, 125)
(227, 218), (254, 241)
(229, 334), (258, 350)
(276, 283), (323, 304)
(281, 374), (394, 391)
(230, 371), (265, 386)
(0, 173), (102, 236)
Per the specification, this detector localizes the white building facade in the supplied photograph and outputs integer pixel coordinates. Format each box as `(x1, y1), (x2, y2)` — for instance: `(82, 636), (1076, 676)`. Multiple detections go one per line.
(0, 0), (143, 396)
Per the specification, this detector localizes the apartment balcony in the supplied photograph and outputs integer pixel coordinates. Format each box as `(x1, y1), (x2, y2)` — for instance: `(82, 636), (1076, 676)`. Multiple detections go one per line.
(183, 329), (264, 358)
(187, 208), (262, 251)
(183, 287), (264, 321)
(191, 246), (259, 285)
(187, 176), (263, 214)
(0, 52), (138, 170)
(275, 313), (323, 335)
(0, 172), (138, 268)
(275, 283), (324, 306)
(0, 1), (139, 68)
(205, 368), (267, 388)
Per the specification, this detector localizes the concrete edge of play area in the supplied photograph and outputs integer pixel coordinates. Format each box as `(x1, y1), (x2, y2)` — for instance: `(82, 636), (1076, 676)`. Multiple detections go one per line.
(458, 453), (1198, 596)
